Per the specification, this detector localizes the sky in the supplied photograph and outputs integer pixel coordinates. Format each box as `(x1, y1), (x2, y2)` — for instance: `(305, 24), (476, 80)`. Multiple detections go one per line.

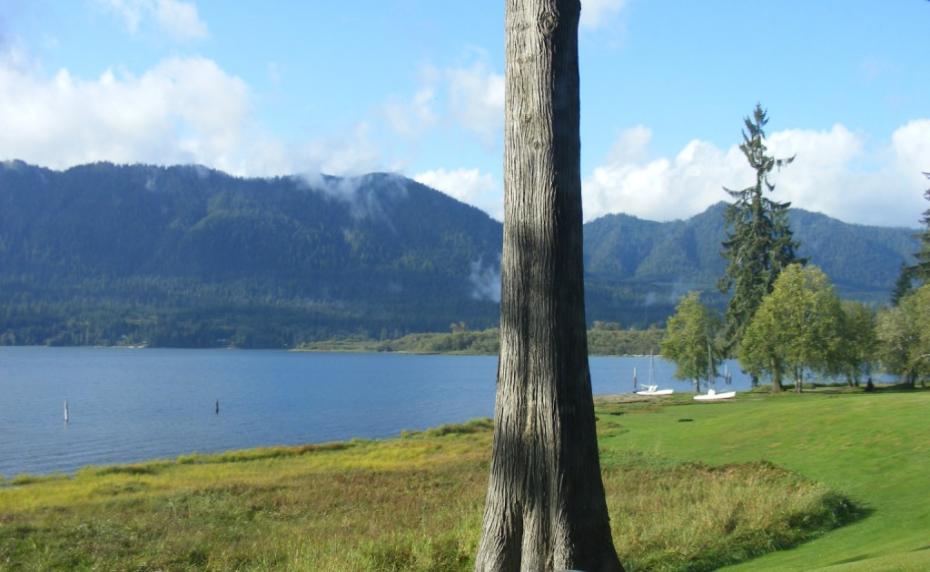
(1, 0), (928, 226)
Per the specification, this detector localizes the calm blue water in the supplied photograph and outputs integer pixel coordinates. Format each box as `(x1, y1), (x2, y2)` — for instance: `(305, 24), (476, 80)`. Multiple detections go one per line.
(0, 347), (752, 477)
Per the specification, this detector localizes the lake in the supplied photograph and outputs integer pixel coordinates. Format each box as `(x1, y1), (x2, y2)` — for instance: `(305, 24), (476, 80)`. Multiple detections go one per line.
(0, 347), (753, 477)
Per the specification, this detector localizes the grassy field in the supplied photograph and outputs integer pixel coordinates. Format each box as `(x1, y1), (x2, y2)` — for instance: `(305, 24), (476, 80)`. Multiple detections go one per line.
(0, 389), (926, 571)
(598, 388), (930, 571)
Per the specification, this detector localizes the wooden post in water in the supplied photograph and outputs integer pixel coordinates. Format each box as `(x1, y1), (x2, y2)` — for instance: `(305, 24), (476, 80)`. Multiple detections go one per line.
(215, 399), (219, 415)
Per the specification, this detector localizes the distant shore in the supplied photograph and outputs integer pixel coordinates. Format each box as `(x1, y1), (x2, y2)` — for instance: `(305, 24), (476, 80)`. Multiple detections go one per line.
(294, 326), (664, 356)
(0, 325), (664, 356)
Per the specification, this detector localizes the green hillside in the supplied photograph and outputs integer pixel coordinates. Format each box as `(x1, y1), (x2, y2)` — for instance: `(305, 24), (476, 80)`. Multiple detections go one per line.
(0, 161), (918, 347)
(584, 203), (918, 305)
(0, 162), (503, 346)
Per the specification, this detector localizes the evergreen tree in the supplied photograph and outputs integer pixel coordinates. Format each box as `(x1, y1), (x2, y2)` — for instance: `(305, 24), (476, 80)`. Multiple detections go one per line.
(910, 172), (930, 284)
(719, 104), (801, 352)
(894, 172), (930, 304)
(891, 263), (914, 306)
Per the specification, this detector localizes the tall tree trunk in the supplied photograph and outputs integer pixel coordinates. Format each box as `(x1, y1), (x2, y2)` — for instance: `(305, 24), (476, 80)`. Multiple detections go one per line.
(475, 1), (623, 571)
(771, 361), (782, 393)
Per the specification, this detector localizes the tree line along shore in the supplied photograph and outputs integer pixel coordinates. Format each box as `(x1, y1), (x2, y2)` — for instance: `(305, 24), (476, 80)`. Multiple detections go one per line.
(295, 322), (664, 356)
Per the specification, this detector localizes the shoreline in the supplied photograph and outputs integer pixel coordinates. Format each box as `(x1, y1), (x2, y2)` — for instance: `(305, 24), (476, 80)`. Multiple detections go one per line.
(0, 343), (663, 357)
(4, 385), (906, 481)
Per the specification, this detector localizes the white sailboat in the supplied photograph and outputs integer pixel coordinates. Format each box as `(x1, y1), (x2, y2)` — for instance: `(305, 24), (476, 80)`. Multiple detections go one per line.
(694, 343), (735, 401)
(636, 354), (674, 396)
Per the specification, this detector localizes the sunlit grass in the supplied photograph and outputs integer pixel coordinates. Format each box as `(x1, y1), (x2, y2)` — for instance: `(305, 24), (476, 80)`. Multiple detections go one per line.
(597, 388), (930, 571)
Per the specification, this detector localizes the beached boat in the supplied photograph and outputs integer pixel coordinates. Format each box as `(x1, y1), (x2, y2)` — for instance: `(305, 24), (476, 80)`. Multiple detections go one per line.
(693, 388), (736, 401)
(636, 385), (674, 396)
(635, 356), (673, 395)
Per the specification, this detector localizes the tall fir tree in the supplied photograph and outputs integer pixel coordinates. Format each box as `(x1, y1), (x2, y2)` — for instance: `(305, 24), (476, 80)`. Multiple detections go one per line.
(891, 262), (914, 306)
(912, 172), (930, 284)
(895, 172), (930, 303)
(718, 104), (801, 356)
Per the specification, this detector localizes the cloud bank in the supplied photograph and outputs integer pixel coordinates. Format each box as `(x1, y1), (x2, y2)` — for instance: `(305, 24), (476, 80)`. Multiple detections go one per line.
(583, 122), (930, 227)
(0, 51), (387, 177)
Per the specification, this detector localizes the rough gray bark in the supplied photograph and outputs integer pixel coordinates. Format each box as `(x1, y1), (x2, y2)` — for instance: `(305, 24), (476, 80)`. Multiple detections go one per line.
(474, 1), (623, 570)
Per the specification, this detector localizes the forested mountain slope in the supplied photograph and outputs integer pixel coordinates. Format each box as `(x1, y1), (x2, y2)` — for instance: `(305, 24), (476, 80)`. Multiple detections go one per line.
(584, 203), (917, 308)
(0, 161), (502, 346)
(0, 161), (917, 347)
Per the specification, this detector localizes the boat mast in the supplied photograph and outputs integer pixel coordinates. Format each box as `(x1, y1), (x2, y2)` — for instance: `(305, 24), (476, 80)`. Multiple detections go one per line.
(649, 354), (655, 387)
(706, 339), (714, 392)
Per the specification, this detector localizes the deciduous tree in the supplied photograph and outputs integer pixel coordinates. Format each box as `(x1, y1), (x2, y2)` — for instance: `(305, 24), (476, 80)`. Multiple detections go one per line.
(661, 292), (722, 393)
(835, 301), (877, 387)
(739, 264), (843, 393)
(876, 285), (930, 387)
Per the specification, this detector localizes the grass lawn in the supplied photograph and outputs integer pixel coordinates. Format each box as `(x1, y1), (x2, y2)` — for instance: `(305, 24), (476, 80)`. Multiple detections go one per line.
(1, 389), (926, 570)
(596, 388), (930, 571)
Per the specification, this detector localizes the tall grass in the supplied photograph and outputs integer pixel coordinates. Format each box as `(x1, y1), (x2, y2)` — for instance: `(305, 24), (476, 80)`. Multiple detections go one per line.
(0, 415), (858, 571)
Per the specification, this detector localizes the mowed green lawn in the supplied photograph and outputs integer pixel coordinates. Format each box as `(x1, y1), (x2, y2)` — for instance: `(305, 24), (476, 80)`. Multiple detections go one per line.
(0, 389), (926, 570)
(597, 389), (930, 571)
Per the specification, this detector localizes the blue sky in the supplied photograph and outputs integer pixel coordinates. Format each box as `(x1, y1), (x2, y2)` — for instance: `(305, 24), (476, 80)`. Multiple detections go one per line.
(1, 0), (928, 225)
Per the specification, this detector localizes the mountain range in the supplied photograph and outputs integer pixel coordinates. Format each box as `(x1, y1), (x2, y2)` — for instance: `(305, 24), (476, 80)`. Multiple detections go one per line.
(0, 161), (918, 347)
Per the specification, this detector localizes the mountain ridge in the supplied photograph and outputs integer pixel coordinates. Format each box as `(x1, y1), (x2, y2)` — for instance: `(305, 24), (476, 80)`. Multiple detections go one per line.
(0, 161), (918, 347)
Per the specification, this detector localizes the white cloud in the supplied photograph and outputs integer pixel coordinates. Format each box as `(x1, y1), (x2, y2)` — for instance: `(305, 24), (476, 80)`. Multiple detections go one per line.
(98, 0), (144, 32)
(581, 0), (626, 29)
(445, 61), (504, 144)
(382, 57), (503, 146)
(414, 168), (502, 219)
(383, 88), (437, 138)
(301, 122), (384, 176)
(0, 56), (247, 170)
(891, 120), (930, 182)
(605, 124), (651, 163)
(0, 52), (389, 177)
(583, 123), (930, 227)
(98, 0), (208, 41)
(152, 0), (208, 40)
